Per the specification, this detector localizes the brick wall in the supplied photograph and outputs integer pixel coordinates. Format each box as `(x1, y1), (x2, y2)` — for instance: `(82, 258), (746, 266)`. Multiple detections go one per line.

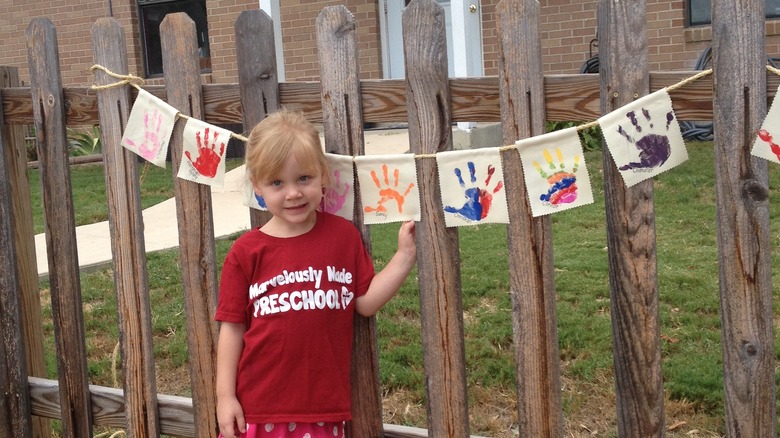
(0, 0), (255, 87)
(1, 1), (779, 86)
(279, 0), (382, 81)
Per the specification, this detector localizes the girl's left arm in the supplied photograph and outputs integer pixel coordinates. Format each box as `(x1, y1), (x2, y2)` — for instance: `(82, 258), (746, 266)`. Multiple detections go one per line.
(356, 220), (416, 317)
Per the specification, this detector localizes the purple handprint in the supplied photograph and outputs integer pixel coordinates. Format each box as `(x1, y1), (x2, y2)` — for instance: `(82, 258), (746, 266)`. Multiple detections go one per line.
(617, 108), (674, 171)
(124, 108), (164, 160)
(444, 162), (503, 221)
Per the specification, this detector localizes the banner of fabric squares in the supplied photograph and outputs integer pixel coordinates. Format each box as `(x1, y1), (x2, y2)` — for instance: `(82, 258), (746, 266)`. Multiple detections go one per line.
(750, 83), (780, 163)
(436, 148), (508, 227)
(121, 88), (178, 167)
(321, 153), (355, 221)
(354, 154), (420, 224)
(177, 118), (230, 188)
(598, 88), (688, 187)
(516, 127), (595, 217)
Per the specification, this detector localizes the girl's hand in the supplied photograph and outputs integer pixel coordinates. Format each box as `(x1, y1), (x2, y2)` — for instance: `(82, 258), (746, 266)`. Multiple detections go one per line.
(397, 220), (416, 260)
(217, 395), (246, 438)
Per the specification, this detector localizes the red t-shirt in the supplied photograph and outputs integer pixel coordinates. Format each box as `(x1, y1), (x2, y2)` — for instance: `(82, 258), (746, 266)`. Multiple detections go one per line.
(215, 211), (375, 424)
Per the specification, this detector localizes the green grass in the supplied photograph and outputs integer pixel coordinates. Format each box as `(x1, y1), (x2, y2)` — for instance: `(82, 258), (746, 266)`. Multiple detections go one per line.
(28, 143), (780, 435)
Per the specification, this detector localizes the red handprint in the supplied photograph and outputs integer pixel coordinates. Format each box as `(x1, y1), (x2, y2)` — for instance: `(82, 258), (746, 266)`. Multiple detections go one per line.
(758, 129), (780, 161)
(185, 127), (226, 178)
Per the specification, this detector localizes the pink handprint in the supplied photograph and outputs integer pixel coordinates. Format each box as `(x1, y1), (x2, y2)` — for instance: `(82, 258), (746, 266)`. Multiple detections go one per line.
(320, 169), (350, 213)
(124, 109), (164, 160)
(364, 164), (414, 215)
(185, 127), (225, 178)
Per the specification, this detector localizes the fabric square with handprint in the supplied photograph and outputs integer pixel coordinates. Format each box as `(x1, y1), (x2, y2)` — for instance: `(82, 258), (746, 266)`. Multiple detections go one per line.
(121, 88), (178, 168)
(436, 148), (508, 227)
(354, 154), (420, 225)
(599, 88), (688, 187)
(177, 118), (230, 188)
(321, 153), (355, 221)
(750, 83), (780, 164)
(516, 127), (594, 217)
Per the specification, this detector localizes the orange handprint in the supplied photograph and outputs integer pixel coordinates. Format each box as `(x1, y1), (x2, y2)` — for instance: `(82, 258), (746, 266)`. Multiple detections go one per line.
(364, 164), (414, 215)
(185, 127), (226, 178)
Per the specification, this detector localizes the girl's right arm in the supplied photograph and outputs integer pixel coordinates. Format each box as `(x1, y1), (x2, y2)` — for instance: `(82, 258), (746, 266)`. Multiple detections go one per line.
(216, 321), (247, 438)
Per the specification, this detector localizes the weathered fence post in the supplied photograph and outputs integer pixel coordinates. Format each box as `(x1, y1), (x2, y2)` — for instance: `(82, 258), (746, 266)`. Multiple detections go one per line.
(235, 9), (276, 229)
(316, 6), (384, 436)
(1, 65), (51, 438)
(711, 2), (777, 436)
(597, 1), (664, 436)
(0, 81), (34, 438)
(403, 1), (470, 436)
(160, 13), (220, 437)
(26, 17), (93, 437)
(495, 1), (563, 436)
(91, 17), (161, 437)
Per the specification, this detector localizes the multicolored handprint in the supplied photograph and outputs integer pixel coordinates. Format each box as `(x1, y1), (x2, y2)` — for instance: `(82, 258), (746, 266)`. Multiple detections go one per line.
(533, 148), (579, 205)
(443, 161), (503, 221)
(364, 164), (415, 216)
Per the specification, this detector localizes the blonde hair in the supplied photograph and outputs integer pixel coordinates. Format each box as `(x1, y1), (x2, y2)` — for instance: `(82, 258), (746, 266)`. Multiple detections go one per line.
(245, 109), (330, 187)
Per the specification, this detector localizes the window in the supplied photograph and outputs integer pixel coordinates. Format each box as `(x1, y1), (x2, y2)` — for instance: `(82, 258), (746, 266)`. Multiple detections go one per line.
(688, 0), (780, 26)
(138, 0), (210, 77)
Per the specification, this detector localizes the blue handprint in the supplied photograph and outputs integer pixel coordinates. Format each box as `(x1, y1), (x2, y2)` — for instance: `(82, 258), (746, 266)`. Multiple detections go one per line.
(254, 193), (267, 209)
(444, 161), (503, 221)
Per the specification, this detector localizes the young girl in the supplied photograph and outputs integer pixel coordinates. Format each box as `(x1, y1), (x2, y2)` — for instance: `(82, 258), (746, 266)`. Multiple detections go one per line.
(215, 109), (417, 438)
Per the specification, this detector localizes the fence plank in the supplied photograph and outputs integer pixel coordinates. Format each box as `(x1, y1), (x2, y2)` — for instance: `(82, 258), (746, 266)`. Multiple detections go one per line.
(7, 72), (770, 126)
(0, 79), (34, 438)
(1, 65), (51, 438)
(316, 6), (385, 436)
(91, 17), (161, 437)
(28, 377), (196, 437)
(711, 2), (777, 436)
(26, 17), (93, 437)
(403, 1), (470, 436)
(597, 1), (665, 436)
(235, 9), (275, 229)
(160, 13), (220, 438)
(496, 1), (563, 436)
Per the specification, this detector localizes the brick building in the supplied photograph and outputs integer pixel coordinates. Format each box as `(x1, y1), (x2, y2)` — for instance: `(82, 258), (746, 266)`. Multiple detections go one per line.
(0, 0), (778, 87)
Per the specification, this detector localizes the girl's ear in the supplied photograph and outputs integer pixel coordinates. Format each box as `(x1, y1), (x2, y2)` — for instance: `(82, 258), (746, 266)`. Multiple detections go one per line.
(251, 181), (263, 198)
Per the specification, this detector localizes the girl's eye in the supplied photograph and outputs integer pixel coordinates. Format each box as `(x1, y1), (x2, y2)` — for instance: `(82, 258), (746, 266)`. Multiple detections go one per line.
(299, 175), (310, 183)
(270, 180), (282, 187)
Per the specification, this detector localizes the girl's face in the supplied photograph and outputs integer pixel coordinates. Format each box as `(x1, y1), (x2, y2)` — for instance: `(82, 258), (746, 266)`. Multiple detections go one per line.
(253, 155), (324, 237)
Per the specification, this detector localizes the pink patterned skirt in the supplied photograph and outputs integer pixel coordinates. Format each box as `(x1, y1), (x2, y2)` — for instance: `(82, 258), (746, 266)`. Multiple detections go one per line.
(221, 422), (344, 438)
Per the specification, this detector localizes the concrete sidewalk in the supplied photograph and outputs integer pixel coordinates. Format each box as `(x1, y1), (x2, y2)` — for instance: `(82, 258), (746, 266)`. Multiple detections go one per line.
(34, 128), (413, 277)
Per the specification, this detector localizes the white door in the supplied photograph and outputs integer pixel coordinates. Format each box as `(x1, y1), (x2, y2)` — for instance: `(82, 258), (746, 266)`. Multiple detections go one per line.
(381, 0), (482, 79)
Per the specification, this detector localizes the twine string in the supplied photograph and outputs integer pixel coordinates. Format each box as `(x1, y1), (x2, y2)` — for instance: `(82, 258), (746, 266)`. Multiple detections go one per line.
(90, 63), (718, 157)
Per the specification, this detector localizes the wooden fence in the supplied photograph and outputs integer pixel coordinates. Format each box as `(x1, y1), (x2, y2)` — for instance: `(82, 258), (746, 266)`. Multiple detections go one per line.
(1, 0), (777, 437)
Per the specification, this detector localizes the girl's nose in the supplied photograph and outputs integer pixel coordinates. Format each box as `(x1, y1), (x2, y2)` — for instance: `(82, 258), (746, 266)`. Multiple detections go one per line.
(286, 185), (302, 199)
